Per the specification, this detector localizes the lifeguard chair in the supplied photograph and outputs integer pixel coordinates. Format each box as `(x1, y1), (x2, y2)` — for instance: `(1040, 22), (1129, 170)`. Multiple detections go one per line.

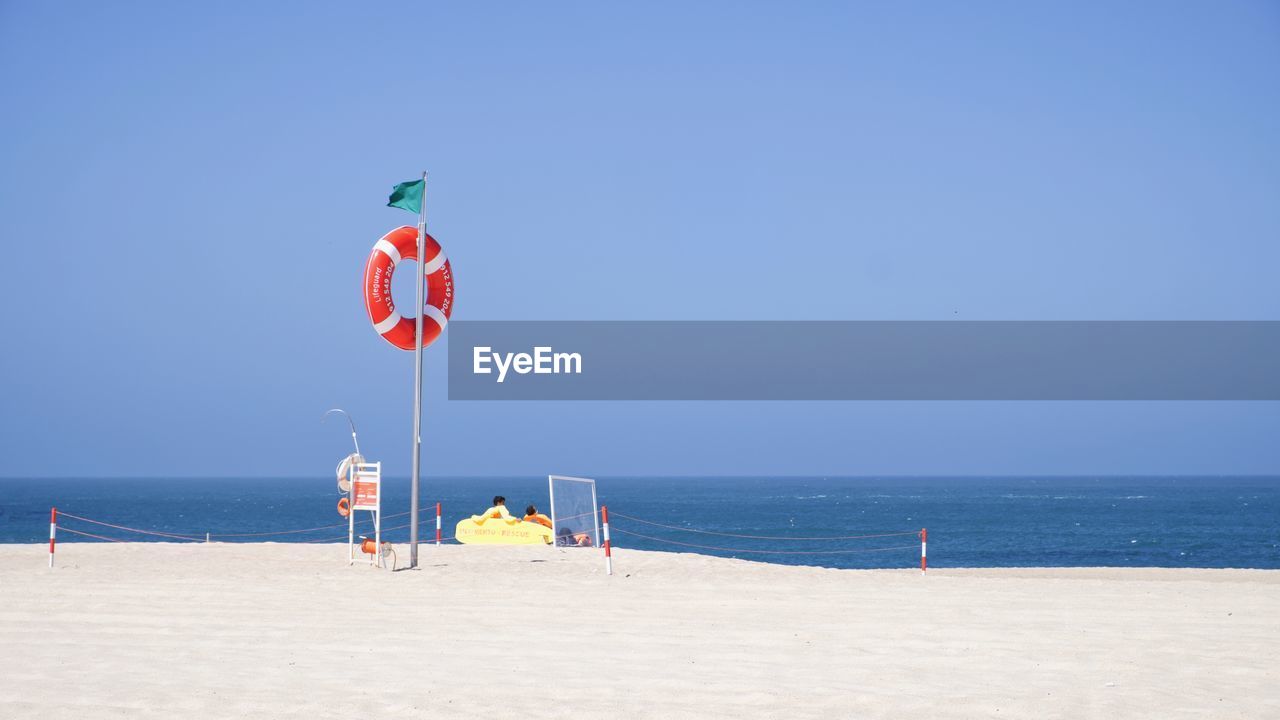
(346, 461), (384, 567)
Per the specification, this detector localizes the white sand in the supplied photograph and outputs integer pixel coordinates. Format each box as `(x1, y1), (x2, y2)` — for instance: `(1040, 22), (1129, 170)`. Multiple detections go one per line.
(2, 543), (1277, 719)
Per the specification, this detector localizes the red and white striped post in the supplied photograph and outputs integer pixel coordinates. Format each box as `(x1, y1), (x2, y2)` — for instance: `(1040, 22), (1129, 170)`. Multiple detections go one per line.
(49, 507), (57, 568)
(920, 528), (927, 573)
(435, 502), (442, 546)
(601, 505), (613, 576)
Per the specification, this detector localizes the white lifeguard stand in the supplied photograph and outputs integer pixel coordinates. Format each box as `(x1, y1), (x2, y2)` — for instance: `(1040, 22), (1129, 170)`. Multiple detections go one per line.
(347, 461), (383, 567)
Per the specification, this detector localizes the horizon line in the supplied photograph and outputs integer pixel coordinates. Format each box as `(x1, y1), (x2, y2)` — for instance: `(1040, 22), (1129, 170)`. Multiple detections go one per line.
(4, 473), (1278, 481)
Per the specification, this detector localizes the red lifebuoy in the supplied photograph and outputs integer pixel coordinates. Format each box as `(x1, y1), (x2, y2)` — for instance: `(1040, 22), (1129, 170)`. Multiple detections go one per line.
(337, 497), (351, 517)
(363, 226), (454, 351)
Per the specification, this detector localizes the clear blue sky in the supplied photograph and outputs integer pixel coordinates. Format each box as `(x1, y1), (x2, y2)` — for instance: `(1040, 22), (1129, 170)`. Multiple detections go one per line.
(1, 2), (1277, 478)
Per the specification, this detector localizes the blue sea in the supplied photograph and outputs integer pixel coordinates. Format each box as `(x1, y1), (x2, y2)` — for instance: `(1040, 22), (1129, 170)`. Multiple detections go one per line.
(3, 476), (1277, 569)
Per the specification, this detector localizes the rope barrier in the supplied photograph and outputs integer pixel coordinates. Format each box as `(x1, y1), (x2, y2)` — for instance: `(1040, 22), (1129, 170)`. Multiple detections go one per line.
(552, 510), (599, 524)
(302, 532), (357, 544)
(608, 511), (920, 541)
(207, 503), (593, 539)
(56, 512), (204, 542)
(207, 520), (361, 538)
(610, 527), (919, 556)
(300, 520), (397, 545)
(297, 508), (599, 545)
(304, 527), (461, 545)
(55, 504), (602, 544)
(58, 527), (130, 543)
(51, 507), (924, 569)
(211, 507), (398, 537)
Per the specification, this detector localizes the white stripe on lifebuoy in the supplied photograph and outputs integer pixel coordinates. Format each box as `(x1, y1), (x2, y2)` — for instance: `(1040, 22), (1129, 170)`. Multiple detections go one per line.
(421, 250), (448, 275)
(373, 238), (401, 264)
(373, 313), (402, 335)
(423, 304), (448, 330)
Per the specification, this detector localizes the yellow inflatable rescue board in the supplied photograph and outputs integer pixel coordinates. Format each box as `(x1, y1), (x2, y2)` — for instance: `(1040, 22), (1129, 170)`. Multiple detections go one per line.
(455, 516), (554, 545)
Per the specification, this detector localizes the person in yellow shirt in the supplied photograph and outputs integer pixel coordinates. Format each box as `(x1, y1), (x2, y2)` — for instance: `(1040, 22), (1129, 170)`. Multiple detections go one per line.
(473, 495), (515, 523)
(523, 504), (553, 529)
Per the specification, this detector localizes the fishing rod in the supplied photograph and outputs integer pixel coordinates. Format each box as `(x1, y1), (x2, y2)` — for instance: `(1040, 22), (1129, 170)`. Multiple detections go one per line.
(322, 408), (361, 457)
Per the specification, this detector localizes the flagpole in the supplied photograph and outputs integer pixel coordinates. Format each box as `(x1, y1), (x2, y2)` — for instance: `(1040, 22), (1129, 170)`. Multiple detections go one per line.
(410, 170), (428, 569)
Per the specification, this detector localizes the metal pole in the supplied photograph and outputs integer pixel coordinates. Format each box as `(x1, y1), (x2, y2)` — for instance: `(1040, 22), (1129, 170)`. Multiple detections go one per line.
(409, 170), (428, 569)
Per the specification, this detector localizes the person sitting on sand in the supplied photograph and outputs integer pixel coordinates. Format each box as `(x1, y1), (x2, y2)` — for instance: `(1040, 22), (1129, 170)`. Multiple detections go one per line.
(472, 496), (515, 524)
(523, 505), (553, 529)
(557, 526), (594, 547)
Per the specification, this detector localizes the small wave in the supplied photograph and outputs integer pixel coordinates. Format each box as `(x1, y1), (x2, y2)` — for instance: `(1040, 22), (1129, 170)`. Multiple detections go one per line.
(864, 494), (928, 499)
(1000, 494), (1087, 500)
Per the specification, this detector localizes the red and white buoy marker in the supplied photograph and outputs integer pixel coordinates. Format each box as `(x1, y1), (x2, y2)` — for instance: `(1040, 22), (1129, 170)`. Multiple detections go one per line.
(920, 527), (927, 574)
(49, 507), (57, 569)
(601, 505), (613, 576)
(435, 502), (442, 546)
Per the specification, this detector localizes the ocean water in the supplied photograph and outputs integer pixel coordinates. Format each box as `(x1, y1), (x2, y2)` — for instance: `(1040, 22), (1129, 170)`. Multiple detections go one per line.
(2, 476), (1277, 569)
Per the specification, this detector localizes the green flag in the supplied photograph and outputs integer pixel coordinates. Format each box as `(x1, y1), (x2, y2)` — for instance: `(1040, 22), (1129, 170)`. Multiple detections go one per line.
(387, 179), (424, 214)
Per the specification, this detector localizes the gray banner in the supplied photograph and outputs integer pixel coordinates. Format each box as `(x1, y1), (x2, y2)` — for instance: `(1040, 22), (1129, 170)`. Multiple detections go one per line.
(446, 321), (1280, 400)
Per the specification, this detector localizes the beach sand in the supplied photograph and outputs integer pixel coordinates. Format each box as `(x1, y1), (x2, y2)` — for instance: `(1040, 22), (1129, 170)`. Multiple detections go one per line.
(2, 543), (1276, 719)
